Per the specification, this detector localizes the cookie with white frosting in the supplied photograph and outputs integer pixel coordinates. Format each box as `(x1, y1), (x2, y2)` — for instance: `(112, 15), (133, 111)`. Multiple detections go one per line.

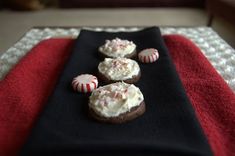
(98, 58), (141, 84)
(89, 82), (145, 123)
(99, 38), (137, 59)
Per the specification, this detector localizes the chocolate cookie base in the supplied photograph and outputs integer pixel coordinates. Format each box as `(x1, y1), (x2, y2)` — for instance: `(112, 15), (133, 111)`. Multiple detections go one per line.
(99, 49), (137, 60)
(97, 70), (141, 84)
(89, 101), (146, 124)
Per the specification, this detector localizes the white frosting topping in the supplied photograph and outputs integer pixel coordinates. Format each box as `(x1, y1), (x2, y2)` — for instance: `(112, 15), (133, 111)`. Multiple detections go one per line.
(99, 38), (136, 58)
(98, 58), (140, 81)
(89, 82), (144, 117)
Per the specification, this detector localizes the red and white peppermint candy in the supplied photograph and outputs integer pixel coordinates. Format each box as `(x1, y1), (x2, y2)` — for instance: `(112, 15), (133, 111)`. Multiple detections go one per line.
(138, 48), (159, 63)
(72, 74), (98, 93)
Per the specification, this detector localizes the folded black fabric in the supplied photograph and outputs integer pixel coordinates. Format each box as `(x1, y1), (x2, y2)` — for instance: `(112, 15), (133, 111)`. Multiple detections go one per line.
(21, 27), (212, 156)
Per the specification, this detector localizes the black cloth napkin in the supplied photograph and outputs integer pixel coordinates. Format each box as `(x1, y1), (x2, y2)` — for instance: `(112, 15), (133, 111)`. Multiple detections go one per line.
(20, 27), (212, 156)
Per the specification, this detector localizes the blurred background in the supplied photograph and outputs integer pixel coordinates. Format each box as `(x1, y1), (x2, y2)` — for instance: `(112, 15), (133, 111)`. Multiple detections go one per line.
(0, 0), (234, 52)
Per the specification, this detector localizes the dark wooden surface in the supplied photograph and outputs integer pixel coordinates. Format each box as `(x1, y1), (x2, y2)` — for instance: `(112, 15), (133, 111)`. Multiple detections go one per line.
(206, 0), (235, 26)
(59, 0), (205, 8)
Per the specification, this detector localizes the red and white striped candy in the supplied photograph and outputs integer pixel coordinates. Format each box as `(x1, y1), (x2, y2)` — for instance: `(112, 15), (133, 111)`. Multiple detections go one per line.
(138, 48), (159, 63)
(72, 74), (98, 93)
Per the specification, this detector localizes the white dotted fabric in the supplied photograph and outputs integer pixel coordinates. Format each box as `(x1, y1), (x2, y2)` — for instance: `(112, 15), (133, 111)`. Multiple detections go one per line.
(0, 27), (234, 91)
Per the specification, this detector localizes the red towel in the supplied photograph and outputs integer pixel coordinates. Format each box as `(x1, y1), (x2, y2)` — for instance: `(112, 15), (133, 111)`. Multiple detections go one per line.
(0, 39), (75, 156)
(164, 35), (235, 156)
(0, 35), (234, 156)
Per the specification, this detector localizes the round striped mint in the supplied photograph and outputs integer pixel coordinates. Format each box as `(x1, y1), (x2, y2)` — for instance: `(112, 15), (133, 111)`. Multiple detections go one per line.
(138, 48), (159, 63)
(72, 74), (98, 93)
